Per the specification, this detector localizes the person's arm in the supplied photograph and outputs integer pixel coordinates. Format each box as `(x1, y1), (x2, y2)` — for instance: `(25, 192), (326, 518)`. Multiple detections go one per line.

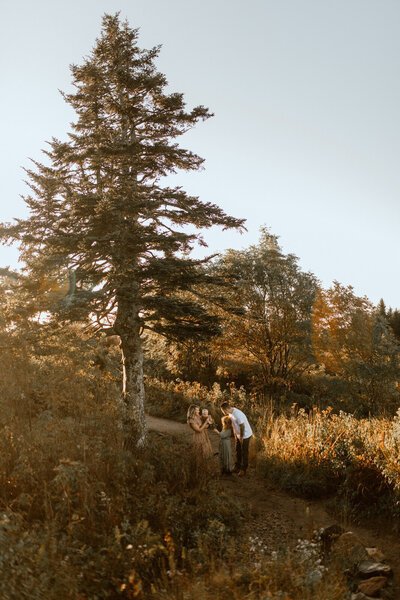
(239, 423), (245, 441)
(188, 420), (208, 433)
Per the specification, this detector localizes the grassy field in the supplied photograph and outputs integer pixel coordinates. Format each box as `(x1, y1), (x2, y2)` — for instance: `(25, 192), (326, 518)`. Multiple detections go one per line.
(146, 376), (400, 525)
(256, 405), (400, 523)
(0, 339), (394, 598)
(0, 367), (357, 599)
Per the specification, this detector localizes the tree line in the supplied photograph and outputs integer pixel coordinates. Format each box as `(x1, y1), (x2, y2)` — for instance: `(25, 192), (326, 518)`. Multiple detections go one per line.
(146, 229), (400, 416)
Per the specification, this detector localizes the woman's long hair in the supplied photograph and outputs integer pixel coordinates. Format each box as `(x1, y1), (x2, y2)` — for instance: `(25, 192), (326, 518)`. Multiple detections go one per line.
(187, 404), (199, 422)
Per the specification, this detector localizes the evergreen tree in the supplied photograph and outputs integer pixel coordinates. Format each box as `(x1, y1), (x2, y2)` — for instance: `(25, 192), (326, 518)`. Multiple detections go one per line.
(0, 14), (244, 447)
(376, 299), (400, 342)
(388, 308), (400, 341)
(377, 298), (387, 317)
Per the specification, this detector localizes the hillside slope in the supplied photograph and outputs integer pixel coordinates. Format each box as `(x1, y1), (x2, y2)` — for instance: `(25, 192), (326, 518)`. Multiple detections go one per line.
(147, 415), (400, 592)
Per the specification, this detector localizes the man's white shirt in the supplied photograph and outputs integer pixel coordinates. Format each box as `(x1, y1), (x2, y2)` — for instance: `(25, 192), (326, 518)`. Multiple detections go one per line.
(231, 408), (252, 439)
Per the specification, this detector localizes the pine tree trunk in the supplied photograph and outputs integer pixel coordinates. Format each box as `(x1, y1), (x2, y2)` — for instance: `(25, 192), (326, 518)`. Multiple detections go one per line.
(115, 302), (146, 449)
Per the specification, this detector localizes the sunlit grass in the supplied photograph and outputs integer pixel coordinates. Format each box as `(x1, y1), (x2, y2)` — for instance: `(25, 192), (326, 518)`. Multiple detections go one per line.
(0, 316), (397, 598)
(257, 404), (400, 521)
(146, 376), (400, 523)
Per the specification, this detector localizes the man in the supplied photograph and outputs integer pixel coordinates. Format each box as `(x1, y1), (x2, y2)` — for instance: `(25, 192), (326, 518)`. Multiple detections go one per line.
(220, 401), (253, 476)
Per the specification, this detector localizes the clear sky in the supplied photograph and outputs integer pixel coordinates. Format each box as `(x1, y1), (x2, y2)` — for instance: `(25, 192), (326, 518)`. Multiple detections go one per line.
(1, 0), (399, 306)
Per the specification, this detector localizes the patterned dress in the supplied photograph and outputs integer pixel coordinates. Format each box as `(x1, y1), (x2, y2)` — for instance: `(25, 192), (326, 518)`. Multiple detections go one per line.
(188, 416), (213, 467)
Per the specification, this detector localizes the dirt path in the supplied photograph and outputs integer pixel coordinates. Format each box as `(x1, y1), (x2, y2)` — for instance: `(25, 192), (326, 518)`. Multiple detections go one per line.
(147, 415), (400, 590)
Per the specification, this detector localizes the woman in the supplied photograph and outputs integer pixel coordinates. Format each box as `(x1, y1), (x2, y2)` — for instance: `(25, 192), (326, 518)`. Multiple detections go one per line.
(187, 404), (213, 467)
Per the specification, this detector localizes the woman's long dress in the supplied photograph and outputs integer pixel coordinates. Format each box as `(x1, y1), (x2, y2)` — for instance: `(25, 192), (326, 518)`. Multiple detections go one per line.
(188, 417), (213, 469)
(218, 429), (233, 473)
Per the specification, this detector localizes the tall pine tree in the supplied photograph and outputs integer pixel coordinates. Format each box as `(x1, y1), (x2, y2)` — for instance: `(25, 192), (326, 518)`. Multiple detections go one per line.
(0, 14), (244, 447)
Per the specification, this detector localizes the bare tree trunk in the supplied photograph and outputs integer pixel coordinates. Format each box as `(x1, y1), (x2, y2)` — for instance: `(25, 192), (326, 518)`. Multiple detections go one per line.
(115, 302), (146, 449)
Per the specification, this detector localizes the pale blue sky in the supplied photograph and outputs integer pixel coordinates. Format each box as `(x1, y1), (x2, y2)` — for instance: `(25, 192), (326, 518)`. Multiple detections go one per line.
(1, 0), (399, 306)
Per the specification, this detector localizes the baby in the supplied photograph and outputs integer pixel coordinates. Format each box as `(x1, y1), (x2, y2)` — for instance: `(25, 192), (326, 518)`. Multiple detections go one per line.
(201, 408), (213, 427)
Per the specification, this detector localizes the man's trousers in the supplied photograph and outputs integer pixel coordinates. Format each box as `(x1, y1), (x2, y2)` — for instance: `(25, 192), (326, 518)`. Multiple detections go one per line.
(234, 436), (252, 472)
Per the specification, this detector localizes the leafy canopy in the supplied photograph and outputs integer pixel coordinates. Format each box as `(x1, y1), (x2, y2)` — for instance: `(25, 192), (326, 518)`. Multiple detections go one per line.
(210, 229), (318, 386)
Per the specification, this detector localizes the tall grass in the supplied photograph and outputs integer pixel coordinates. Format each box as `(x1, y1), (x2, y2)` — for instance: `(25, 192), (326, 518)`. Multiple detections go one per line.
(145, 376), (252, 424)
(257, 405), (400, 522)
(0, 384), (352, 599)
(0, 317), (390, 598)
(0, 401), (245, 598)
(145, 376), (400, 524)
(0, 328), (354, 599)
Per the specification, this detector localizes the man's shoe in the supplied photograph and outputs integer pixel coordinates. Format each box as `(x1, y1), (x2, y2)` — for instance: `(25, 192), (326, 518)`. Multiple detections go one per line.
(232, 466), (240, 473)
(238, 470), (246, 477)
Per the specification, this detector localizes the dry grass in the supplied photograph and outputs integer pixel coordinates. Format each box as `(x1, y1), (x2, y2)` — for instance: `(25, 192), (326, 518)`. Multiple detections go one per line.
(256, 404), (400, 522)
(145, 375), (400, 521)
(0, 323), (387, 598)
